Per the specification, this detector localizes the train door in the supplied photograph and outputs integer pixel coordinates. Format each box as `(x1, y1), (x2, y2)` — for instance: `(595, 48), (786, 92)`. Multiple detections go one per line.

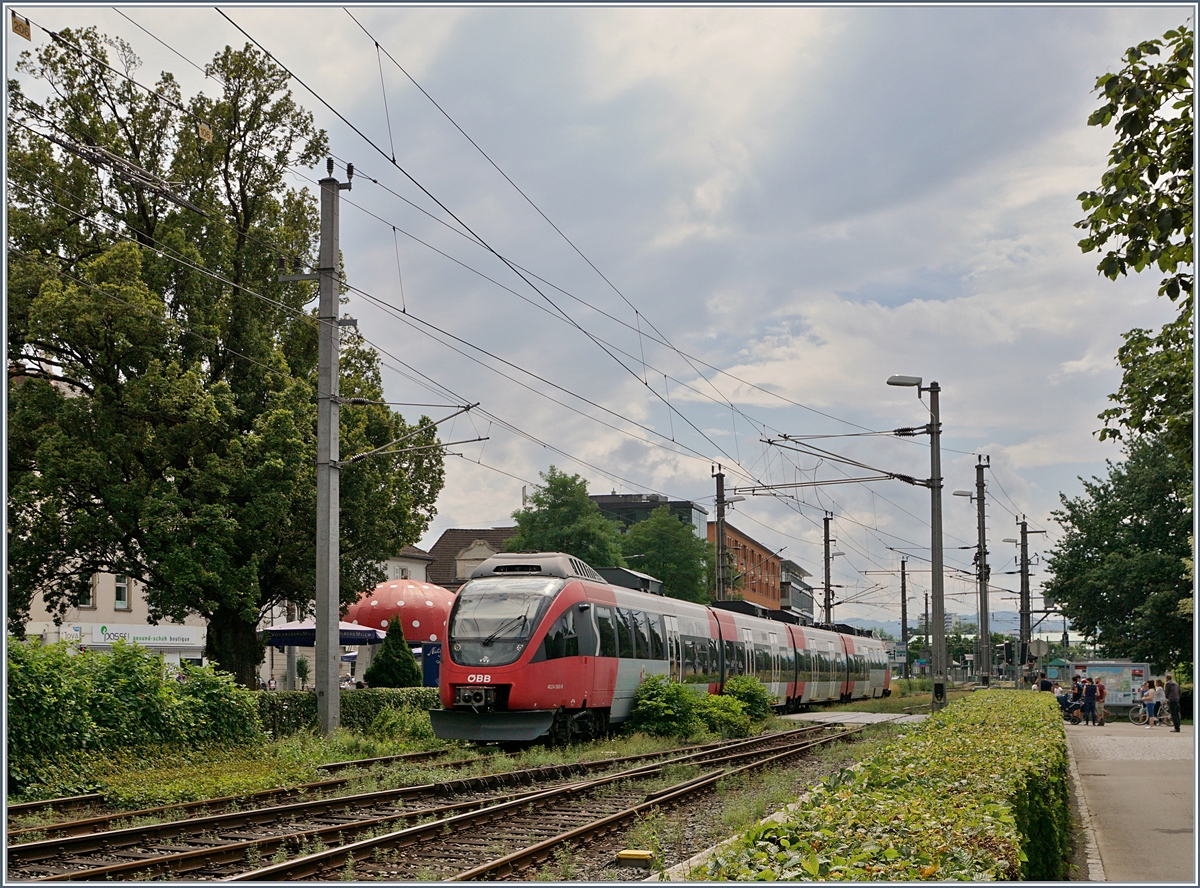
(768, 631), (782, 705)
(664, 615), (681, 683)
(824, 641), (835, 701)
(741, 627), (754, 676)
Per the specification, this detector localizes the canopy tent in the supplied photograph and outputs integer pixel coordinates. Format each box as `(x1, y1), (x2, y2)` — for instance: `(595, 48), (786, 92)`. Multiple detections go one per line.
(259, 619), (387, 648)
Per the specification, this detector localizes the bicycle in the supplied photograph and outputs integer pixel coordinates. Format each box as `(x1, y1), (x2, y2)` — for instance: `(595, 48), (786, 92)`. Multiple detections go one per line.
(1129, 702), (1154, 726)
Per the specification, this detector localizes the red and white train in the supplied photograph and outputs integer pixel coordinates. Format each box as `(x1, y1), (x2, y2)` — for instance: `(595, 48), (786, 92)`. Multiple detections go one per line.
(431, 552), (890, 744)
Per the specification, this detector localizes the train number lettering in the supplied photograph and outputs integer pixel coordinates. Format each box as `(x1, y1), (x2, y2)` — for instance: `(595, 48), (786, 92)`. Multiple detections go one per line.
(547, 683), (564, 690)
(466, 674), (492, 683)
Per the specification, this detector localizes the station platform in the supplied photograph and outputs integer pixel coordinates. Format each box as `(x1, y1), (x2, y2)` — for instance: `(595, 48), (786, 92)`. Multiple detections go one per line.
(1065, 718), (1194, 882)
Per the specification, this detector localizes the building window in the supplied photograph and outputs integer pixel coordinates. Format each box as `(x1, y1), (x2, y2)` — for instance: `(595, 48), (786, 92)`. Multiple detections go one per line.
(392, 565), (411, 580)
(80, 575), (97, 609)
(114, 575), (130, 610)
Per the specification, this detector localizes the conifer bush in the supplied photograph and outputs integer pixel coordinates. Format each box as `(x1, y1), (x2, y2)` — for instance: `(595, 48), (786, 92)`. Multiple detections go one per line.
(363, 618), (422, 688)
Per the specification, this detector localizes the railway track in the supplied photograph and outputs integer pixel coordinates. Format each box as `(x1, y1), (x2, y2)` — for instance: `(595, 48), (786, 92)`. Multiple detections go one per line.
(233, 726), (861, 881)
(7, 727), (830, 881)
(7, 734), (747, 844)
(6, 747), (462, 835)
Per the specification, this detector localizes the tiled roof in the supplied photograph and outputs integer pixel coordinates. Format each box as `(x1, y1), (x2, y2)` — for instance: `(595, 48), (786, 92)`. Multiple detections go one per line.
(395, 544), (434, 562)
(426, 527), (518, 587)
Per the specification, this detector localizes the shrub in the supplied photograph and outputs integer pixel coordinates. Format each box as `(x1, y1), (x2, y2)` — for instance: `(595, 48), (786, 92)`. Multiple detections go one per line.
(367, 706), (436, 742)
(363, 618), (422, 688)
(256, 686), (439, 738)
(722, 674), (774, 721)
(6, 638), (263, 796)
(625, 675), (701, 737)
(693, 691), (1071, 881)
(696, 694), (752, 738)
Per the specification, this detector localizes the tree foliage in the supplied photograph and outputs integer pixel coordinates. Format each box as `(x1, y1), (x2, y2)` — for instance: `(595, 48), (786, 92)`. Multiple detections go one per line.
(619, 506), (714, 603)
(1097, 313), (1193, 462)
(1042, 437), (1192, 671)
(505, 467), (625, 568)
(6, 28), (445, 685)
(1075, 23), (1195, 457)
(1076, 23), (1193, 306)
(363, 617), (423, 688)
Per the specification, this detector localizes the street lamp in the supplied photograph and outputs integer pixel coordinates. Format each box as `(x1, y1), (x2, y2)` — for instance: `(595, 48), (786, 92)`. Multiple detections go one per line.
(887, 374), (947, 710)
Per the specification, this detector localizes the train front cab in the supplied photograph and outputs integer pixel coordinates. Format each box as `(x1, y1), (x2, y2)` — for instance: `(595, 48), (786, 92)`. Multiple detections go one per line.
(432, 555), (608, 744)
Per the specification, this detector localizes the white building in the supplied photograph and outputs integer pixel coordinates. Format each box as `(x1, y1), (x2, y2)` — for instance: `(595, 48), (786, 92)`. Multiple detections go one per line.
(24, 571), (207, 668)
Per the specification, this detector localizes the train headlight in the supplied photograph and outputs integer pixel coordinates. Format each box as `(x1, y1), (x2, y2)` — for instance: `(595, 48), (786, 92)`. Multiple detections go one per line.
(455, 685), (498, 708)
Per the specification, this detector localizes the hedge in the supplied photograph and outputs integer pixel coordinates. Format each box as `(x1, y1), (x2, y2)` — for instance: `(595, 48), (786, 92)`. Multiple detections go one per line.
(256, 686), (440, 738)
(692, 691), (1070, 881)
(7, 638), (261, 794)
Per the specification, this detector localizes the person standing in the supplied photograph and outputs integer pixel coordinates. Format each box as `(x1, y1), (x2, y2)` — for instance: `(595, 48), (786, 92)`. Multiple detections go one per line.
(1081, 677), (1098, 725)
(1154, 680), (1168, 727)
(1096, 677), (1107, 726)
(267, 674), (278, 691)
(1164, 674), (1182, 732)
(1142, 680), (1157, 728)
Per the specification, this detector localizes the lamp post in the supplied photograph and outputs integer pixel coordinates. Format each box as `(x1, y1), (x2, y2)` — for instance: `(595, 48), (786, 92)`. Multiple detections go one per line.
(887, 375), (947, 711)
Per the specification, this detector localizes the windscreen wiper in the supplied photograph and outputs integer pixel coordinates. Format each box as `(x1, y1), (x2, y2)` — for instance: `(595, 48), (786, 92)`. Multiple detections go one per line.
(482, 613), (528, 646)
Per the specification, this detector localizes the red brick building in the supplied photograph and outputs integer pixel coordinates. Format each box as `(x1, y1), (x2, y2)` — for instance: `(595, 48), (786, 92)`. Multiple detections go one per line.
(707, 521), (781, 610)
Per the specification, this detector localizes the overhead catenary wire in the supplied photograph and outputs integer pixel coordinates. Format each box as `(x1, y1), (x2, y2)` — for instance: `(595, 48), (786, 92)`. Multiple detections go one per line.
(16, 8), (984, 609)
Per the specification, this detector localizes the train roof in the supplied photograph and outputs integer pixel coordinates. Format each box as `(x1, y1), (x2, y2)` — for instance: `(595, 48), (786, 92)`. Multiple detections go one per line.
(469, 552), (606, 584)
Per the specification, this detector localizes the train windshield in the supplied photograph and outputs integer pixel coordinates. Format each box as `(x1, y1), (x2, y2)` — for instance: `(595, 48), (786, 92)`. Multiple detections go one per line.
(448, 577), (565, 667)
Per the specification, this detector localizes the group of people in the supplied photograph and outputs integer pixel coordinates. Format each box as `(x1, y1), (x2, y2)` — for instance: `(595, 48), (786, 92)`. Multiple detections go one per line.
(1140, 675), (1182, 731)
(1038, 670), (1183, 731)
(1047, 674), (1108, 725)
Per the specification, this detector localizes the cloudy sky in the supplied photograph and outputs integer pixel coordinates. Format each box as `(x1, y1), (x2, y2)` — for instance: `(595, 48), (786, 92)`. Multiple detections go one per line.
(7, 3), (1188, 628)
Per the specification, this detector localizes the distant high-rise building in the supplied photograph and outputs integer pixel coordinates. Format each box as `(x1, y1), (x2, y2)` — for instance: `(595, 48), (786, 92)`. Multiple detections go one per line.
(589, 493), (708, 538)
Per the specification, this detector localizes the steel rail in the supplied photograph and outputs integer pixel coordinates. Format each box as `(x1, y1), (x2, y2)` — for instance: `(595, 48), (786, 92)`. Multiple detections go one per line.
(7, 750), (467, 840)
(8, 728), (821, 874)
(451, 727), (863, 880)
(224, 728), (842, 881)
(9, 731), (755, 842)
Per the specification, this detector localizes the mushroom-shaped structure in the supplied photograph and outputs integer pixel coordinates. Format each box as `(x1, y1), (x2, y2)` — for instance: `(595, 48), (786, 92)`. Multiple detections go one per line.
(344, 579), (456, 644)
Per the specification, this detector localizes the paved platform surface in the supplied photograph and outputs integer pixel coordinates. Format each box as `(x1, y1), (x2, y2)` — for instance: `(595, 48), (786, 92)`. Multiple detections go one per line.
(1066, 718), (1194, 883)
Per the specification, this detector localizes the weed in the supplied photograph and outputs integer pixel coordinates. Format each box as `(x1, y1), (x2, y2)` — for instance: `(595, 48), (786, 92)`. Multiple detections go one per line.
(245, 843), (262, 870)
(340, 853), (357, 881)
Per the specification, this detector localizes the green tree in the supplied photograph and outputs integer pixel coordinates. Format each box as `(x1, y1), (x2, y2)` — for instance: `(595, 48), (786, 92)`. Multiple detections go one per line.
(505, 467), (625, 569)
(363, 618), (422, 688)
(1042, 437), (1192, 671)
(1076, 23), (1194, 461)
(6, 29), (445, 685)
(619, 507), (714, 603)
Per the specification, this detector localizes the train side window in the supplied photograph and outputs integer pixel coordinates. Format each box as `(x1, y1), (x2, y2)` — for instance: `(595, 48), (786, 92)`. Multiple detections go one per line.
(682, 638), (698, 682)
(722, 639), (737, 677)
(542, 609), (578, 660)
(631, 611), (651, 659)
(616, 608), (637, 659)
(754, 645), (770, 675)
(647, 614), (665, 660)
(596, 606), (619, 658)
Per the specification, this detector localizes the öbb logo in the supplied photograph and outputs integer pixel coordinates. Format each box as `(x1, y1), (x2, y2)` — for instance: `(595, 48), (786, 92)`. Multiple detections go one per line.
(466, 674), (492, 684)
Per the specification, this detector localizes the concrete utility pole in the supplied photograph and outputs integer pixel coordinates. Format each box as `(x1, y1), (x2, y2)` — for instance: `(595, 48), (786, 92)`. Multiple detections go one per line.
(714, 467), (727, 602)
(281, 158), (353, 735)
(926, 382), (946, 709)
(975, 456), (991, 686)
(1016, 517), (1047, 684)
(823, 513), (833, 625)
(900, 558), (909, 679)
(286, 601), (297, 691)
(924, 591), (930, 676)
